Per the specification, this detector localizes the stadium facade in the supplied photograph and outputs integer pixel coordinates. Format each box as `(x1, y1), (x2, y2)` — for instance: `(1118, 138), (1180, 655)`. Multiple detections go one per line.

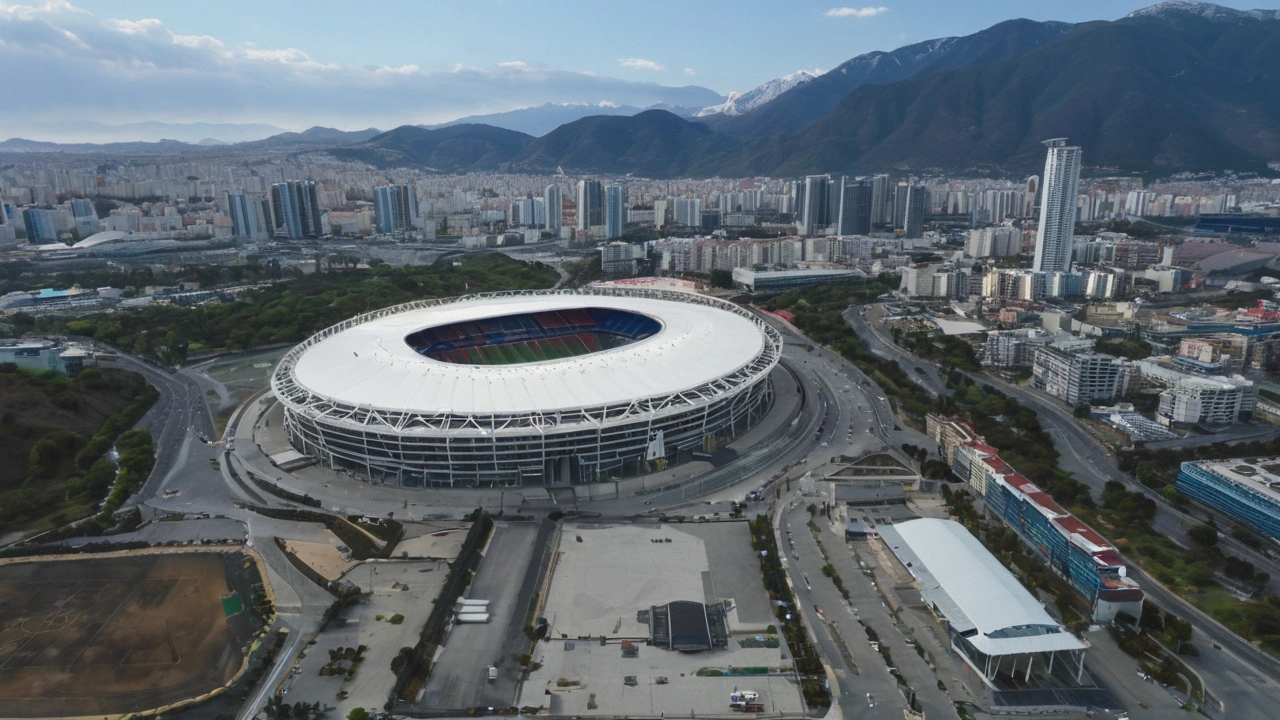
(271, 287), (781, 488)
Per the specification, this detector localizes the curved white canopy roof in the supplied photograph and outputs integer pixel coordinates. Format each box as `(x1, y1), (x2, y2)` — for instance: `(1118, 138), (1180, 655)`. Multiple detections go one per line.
(882, 518), (1086, 657)
(288, 292), (768, 416)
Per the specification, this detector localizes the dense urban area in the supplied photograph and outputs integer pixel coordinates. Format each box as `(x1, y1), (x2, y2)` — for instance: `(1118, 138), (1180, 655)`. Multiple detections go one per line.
(7, 3), (1280, 720)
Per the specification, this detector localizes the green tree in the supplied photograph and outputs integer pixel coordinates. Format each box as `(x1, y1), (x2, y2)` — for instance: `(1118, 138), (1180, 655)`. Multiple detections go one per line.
(1188, 524), (1219, 547)
(347, 708), (370, 720)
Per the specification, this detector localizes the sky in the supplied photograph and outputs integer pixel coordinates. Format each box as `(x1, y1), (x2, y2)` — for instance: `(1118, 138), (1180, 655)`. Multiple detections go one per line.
(4, 0), (1280, 142)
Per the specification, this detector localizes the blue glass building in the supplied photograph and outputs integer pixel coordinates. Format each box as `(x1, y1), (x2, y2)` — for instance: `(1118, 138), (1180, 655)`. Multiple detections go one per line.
(1177, 460), (1280, 540)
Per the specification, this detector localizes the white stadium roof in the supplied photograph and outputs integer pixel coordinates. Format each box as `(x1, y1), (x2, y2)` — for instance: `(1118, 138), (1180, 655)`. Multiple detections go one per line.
(287, 292), (769, 417)
(881, 518), (1085, 657)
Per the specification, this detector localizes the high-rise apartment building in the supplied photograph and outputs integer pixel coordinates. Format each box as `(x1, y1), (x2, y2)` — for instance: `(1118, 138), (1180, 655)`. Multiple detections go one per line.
(373, 184), (419, 233)
(575, 180), (603, 231)
(1032, 139), (1082, 273)
(604, 185), (625, 239)
(271, 180), (323, 239)
(674, 198), (702, 227)
(544, 184), (563, 233)
(227, 191), (272, 240)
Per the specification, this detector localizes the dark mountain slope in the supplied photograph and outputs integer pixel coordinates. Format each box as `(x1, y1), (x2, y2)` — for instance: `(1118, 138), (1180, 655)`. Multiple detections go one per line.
(508, 110), (741, 177)
(702, 18), (1074, 137)
(713, 11), (1280, 176)
(329, 124), (534, 170)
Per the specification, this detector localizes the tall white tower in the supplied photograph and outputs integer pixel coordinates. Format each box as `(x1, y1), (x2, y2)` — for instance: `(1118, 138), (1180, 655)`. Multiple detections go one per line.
(1032, 138), (1081, 273)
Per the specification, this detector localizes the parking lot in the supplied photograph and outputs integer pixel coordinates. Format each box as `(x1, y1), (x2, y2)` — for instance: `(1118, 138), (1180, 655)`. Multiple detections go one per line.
(414, 520), (547, 711)
(520, 521), (806, 716)
(283, 561), (447, 716)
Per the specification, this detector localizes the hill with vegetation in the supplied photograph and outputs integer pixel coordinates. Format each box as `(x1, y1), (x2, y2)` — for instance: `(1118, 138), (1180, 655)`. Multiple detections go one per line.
(0, 364), (155, 532)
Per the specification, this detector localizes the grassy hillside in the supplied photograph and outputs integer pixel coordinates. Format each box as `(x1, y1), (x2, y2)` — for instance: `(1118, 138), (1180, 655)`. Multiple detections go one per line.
(0, 364), (153, 531)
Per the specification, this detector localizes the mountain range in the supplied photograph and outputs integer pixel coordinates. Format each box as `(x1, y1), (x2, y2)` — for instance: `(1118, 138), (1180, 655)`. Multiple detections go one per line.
(3, 2), (1279, 179)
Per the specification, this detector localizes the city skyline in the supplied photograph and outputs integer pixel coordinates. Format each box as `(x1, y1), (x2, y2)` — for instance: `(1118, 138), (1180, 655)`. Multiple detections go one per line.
(4, 0), (1280, 142)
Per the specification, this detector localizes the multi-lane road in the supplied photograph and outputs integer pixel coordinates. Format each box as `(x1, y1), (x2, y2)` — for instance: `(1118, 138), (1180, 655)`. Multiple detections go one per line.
(844, 302), (1280, 719)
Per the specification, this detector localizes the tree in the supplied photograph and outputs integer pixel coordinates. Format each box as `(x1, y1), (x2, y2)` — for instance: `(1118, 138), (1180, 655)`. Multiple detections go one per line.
(1186, 562), (1216, 586)
(1138, 601), (1165, 633)
(347, 709), (369, 720)
(1188, 524), (1219, 547)
(1074, 403), (1092, 418)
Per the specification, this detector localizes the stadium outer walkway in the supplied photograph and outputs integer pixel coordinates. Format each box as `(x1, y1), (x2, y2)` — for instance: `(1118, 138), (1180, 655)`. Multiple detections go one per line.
(225, 360), (804, 518)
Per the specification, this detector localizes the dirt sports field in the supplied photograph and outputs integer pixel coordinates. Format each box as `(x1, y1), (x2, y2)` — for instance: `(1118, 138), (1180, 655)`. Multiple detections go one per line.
(0, 552), (259, 717)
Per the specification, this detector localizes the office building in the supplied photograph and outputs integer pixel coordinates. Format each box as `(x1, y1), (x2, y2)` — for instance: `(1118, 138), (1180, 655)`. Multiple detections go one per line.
(69, 198), (99, 238)
(870, 174), (891, 227)
(575, 180), (603, 231)
(1033, 139), (1082, 273)
(227, 191), (272, 240)
(22, 208), (57, 242)
(894, 184), (927, 238)
(374, 184), (420, 233)
(928, 414), (1143, 623)
(836, 179), (873, 236)
(271, 180), (323, 239)
(605, 185), (625, 239)
(1135, 357), (1254, 425)
(732, 267), (858, 293)
(1033, 347), (1130, 406)
(1178, 459), (1280, 540)
(544, 184), (563, 233)
(799, 175), (829, 236)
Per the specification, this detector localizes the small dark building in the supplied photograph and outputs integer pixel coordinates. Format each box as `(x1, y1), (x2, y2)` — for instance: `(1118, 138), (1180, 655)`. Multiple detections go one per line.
(648, 600), (728, 652)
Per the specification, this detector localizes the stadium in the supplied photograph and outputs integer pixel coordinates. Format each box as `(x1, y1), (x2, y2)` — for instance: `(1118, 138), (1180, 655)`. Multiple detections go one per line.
(271, 287), (782, 488)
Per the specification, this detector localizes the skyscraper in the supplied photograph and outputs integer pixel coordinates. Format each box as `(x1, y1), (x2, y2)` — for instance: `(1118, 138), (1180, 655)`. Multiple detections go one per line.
(800, 175), (829, 236)
(271, 180), (323, 238)
(836, 179), (873, 236)
(544, 184), (563, 233)
(604, 185), (625, 239)
(893, 184), (927, 239)
(227, 191), (272, 240)
(373, 184), (419, 233)
(870, 174), (891, 227)
(1032, 139), (1082, 273)
(575, 180), (603, 231)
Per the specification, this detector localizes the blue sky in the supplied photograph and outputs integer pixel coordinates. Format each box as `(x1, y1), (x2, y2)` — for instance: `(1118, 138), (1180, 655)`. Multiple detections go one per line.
(68, 0), (1279, 92)
(4, 0), (1280, 140)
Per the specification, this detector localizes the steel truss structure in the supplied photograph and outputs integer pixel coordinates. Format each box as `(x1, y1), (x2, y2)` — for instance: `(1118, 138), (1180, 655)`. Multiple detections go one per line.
(272, 287), (782, 487)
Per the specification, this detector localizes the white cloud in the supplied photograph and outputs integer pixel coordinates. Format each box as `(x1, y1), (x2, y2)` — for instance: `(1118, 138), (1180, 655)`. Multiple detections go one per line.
(824, 6), (889, 18)
(0, 2), (723, 139)
(619, 57), (664, 71)
(684, 67), (696, 76)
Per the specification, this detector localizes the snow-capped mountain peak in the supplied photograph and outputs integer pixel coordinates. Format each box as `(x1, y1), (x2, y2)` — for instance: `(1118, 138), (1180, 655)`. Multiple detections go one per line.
(1127, 1), (1280, 22)
(695, 70), (817, 117)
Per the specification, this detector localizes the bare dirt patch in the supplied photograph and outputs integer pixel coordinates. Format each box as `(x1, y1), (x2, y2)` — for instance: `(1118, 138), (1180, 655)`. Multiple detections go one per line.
(0, 552), (253, 717)
(284, 537), (355, 581)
